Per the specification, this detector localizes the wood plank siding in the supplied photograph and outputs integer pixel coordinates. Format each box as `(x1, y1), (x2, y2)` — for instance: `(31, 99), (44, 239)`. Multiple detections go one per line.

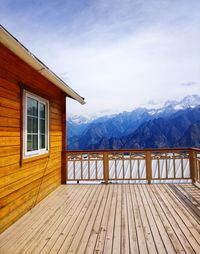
(0, 184), (200, 254)
(0, 43), (66, 233)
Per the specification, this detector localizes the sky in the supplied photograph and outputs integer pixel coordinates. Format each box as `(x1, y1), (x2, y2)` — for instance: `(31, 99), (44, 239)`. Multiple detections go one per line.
(1, 0), (200, 118)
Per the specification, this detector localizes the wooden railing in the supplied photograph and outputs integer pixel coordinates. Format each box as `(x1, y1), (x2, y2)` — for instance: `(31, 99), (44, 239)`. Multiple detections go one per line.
(193, 148), (200, 184)
(66, 148), (200, 184)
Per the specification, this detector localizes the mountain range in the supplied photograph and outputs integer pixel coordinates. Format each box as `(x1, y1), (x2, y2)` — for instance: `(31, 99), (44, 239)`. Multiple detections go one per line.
(67, 95), (200, 150)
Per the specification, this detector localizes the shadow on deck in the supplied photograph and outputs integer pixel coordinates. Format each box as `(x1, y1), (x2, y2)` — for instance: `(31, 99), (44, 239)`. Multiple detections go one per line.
(0, 184), (200, 254)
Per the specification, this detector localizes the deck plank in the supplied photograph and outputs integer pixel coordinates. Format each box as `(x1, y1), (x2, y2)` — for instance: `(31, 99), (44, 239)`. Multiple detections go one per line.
(94, 184), (114, 253)
(126, 184), (139, 254)
(82, 185), (111, 253)
(121, 185), (130, 254)
(134, 185), (158, 253)
(49, 185), (99, 254)
(103, 184), (118, 254)
(153, 185), (197, 254)
(0, 185), (69, 252)
(9, 185), (80, 254)
(148, 185), (186, 254)
(141, 185), (176, 254)
(67, 185), (106, 253)
(0, 185), (67, 247)
(31, 185), (90, 254)
(138, 185), (168, 254)
(0, 184), (200, 254)
(39, 185), (93, 254)
(168, 184), (200, 221)
(129, 184), (148, 254)
(112, 184), (122, 254)
(162, 185), (200, 250)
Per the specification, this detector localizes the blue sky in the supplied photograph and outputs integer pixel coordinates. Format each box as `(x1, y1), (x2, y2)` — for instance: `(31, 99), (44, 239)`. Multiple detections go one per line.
(1, 0), (200, 117)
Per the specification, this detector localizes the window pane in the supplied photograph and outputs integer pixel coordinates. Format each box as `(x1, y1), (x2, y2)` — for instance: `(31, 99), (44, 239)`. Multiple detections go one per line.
(25, 92), (49, 156)
(40, 119), (45, 134)
(32, 99), (38, 116)
(27, 134), (38, 151)
(27, 97), (38, 116)
(27, 135), (32, 151)
(27, 116), (32, 133)
(33, 135), (38, 150)
(27, 116), (38, 134)
(40, 134), (45, 149)
(27, 97), (33, 116)
(33, 117), (38, 133)
(40, 103), (45, 119)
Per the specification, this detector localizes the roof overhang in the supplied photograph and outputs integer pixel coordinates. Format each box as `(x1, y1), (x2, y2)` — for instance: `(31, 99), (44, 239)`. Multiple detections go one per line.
(0, 25), (85, 105)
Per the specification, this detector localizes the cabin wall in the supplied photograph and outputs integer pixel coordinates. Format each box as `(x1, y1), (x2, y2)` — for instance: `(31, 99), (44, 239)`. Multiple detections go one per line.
(0, 43), (66, 233)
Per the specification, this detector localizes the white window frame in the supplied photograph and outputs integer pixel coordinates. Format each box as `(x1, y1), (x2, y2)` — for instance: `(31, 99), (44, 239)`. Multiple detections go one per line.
(23, 90), (49, 158)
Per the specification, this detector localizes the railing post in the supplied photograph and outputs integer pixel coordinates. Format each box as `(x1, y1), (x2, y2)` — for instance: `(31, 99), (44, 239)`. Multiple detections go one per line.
(146, 151), (152, 184)
(61, 95), (67, 184)
(103, 152), (109, 184)
(66, 152), (68, 182)
(189, 150), (196, 184)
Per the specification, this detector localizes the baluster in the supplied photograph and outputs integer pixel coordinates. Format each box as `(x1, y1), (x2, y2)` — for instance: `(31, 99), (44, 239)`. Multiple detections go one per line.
(173, 152), (176, 179)
(189, 150), (196, 184)
(81, 154), (83, 180)
(146, 151), (152, 184)
(103, 152), (109, 184)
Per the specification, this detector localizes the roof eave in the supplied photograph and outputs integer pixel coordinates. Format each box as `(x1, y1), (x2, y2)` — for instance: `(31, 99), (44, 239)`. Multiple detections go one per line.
(0, 25), (85, 105)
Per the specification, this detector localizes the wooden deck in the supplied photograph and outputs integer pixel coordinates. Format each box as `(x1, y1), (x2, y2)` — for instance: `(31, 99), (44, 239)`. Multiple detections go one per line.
(0, 184), (200, 254)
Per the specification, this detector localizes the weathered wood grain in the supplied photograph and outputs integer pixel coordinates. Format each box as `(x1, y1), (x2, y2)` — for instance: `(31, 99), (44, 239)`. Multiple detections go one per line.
(0, 184), (199, 254)
(0, 43), (66, 233)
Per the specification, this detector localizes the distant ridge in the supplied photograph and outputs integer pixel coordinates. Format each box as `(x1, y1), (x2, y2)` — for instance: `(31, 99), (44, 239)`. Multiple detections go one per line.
(67, 95), (200, 150)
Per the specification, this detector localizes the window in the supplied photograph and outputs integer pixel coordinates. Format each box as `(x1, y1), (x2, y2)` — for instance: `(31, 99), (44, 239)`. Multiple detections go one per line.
(24, 91), (49, 157)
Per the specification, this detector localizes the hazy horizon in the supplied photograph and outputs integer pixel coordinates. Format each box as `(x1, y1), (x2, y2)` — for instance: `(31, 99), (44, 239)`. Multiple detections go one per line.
(1, 0), (200, 117)
(68, 94), (200, 120)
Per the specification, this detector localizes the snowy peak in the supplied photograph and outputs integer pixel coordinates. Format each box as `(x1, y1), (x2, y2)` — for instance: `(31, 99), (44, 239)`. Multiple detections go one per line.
(152, 95), (200, 116)
(164, 100), (177, 107)
(68, 115), (90, 125)
(180, 95), (200, 108)
(68, 95), (200, 124)
(164, 95), (200, 109)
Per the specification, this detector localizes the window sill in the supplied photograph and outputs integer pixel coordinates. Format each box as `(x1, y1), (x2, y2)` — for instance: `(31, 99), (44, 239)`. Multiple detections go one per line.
(22, 152), (50, 164)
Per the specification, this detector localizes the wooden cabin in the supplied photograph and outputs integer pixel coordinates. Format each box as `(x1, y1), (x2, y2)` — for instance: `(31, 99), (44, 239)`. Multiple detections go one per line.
(0, 25), (85, 233)
(1, 25), (200, 253)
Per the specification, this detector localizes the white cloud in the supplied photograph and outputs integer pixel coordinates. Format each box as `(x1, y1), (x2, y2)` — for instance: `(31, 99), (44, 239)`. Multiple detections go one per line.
(181, 82), (198, 87)
(1, 0), (200, 117)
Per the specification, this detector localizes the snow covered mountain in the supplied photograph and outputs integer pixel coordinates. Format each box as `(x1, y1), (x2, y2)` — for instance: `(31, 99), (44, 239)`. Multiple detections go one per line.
(69, 95), (200, 124)
(67, 95), (200, 150)
(156, 95), (200, 116)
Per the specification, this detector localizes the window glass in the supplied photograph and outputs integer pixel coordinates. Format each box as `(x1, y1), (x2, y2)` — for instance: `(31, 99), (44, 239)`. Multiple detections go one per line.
(40, 134), (45, 149)
(27, 134), (38, 151)
(25, 92), (49, 157)
(27, 97), (38, 116)
(40, 103), (45, 119)
(27, 116), (38, 133)
(40, 119), (45, 134)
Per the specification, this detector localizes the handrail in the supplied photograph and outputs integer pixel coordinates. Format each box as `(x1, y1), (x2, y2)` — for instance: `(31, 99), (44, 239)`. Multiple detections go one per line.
(67, 147), (194, 153)
(190, 147), (200, 152)
(66, 147), (200, 184)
